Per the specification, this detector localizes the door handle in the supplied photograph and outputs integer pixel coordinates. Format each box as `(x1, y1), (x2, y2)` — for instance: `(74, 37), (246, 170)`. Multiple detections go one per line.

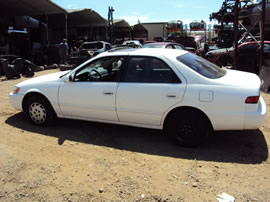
(103, 91), (114, 95)
(166, 93), (177, 98)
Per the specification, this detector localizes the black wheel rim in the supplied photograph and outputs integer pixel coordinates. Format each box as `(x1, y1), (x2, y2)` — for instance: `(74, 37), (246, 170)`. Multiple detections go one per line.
(176, 120), (196, 141)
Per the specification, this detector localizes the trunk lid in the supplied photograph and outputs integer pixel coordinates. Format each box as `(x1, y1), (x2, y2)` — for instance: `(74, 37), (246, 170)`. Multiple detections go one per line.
(216, 69), (261, 90)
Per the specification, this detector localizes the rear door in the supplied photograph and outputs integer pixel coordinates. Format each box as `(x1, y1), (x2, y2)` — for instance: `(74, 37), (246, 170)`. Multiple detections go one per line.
(116, 56), (186, 126)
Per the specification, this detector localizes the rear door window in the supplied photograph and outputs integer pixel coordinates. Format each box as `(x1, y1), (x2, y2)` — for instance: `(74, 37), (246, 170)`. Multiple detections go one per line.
(123, 57), (181, 83)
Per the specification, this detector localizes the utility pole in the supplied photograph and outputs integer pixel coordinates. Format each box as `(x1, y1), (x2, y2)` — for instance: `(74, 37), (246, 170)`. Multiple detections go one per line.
(259, 0), (266, 71)
(108, 6), (114, 43)
(233, 0), (239, 70)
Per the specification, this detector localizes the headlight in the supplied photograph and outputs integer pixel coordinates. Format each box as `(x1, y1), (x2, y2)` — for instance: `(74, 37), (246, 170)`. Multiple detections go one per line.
(13, 86), (20, 94)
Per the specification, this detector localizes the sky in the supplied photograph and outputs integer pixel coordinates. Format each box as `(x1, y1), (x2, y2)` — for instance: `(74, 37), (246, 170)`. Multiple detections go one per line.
(52, 0), (225, 25)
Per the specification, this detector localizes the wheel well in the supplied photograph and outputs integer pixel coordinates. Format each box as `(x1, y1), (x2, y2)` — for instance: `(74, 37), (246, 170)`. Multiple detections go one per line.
(163, 106), (213, 131)
(22, 92), (53, 113)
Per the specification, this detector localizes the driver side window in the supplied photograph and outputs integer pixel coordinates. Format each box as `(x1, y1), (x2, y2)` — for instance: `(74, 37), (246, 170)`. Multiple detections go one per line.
(74, 57), (124, 82)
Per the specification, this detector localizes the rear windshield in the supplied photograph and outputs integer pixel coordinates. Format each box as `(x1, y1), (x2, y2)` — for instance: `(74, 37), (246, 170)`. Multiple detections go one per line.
(177, 53), (226, 79)
(143, 44), (165, 48)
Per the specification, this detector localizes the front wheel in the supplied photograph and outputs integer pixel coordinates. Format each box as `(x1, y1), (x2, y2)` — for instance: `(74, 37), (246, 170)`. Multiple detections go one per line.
(25, 95), (56, 126)
(165, 109), (210, 147)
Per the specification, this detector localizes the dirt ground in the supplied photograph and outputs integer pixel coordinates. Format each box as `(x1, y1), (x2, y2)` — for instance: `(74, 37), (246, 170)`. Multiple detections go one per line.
(0, 69), (270, 202)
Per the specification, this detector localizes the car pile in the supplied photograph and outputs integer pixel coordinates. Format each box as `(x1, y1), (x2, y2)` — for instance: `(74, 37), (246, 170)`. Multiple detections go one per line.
(205, 40), (270, 74)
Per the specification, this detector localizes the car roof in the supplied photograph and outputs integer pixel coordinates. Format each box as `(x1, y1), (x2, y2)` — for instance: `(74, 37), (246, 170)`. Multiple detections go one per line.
(82, 41), (109, 44)
(239, 40), (270, 46)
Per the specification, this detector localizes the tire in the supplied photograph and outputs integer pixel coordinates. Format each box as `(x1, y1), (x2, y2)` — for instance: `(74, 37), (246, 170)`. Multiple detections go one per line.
(165, 109), (210, 147)
(13, 64), (21, 78)
(0, 59), (4, 76)
(13, 58), (23, 78)
(25, 95), (56, 126)
(4, 64), (14, 80)
(24, 67), (34, 77)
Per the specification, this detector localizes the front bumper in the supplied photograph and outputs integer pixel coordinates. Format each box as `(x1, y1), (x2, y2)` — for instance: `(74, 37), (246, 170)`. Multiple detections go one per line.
(9, 92), (24, 111)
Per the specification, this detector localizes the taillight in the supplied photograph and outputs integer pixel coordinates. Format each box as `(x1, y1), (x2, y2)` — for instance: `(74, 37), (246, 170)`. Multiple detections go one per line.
(245, 96), (260, 104)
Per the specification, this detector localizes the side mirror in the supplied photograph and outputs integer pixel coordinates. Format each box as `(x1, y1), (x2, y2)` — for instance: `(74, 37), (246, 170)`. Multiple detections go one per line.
(69, 73), (74, 82)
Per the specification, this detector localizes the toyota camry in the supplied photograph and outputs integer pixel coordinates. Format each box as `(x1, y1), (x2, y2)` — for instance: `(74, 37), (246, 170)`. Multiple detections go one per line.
(9, 48), (267, 146)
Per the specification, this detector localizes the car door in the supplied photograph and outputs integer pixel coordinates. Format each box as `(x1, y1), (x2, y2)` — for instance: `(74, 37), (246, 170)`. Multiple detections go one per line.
(58, 56), (125, 121)
(116, 56), (186, 126)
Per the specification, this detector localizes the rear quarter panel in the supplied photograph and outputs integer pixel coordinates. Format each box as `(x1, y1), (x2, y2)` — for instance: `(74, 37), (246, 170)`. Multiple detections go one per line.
(163, 84), (253, 131)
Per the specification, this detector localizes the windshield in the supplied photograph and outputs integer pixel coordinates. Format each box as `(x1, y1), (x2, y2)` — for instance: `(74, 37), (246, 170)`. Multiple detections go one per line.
(80, 42), (103, 50)
(177, 53), (226, 79)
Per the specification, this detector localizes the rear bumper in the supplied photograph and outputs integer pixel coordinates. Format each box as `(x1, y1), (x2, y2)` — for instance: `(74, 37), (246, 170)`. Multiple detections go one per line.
(9, 92), (24, 111)
(244, 97), (267, 129)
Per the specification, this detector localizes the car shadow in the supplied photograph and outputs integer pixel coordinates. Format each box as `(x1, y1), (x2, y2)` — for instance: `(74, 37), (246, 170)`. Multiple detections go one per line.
(5, 112), (268, 164)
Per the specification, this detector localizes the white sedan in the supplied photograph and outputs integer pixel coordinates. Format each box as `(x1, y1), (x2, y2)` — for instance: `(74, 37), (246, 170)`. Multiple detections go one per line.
(9, 48), (267, 147)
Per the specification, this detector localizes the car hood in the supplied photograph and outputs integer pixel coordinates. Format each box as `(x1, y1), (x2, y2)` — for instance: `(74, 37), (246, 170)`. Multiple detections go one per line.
(17, 71), (69, 87)
(216, 69), (261, 89)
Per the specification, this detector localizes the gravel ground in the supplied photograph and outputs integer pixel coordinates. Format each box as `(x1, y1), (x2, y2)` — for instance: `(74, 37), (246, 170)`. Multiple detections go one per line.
(0, 69), (270, 201)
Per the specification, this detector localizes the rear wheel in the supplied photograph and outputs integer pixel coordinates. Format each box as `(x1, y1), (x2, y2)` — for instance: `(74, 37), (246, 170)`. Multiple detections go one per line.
(165, 109), (210, 147)
(25, 95), (56, 125)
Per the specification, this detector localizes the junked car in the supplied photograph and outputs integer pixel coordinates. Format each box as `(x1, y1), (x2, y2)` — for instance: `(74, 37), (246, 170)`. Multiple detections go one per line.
(205, 40), (270, 73)
(122, 40), (142, 48)
(240, 0), (270, 34)
(142, 42), (185, 50)
(9, 48), (266, 147)
(167, 36), (199, 53)
(67, 41), (112, 66)
(189, 20), (206, 30)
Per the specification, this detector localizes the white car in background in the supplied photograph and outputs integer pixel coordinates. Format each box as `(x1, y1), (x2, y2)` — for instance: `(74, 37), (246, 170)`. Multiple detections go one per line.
(122, 40), (142, 48)
(9, 48), (267, 147)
